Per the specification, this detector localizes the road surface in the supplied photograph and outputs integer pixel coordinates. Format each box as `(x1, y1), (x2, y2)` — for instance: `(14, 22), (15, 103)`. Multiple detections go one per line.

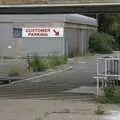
(0, 56), (96, 100)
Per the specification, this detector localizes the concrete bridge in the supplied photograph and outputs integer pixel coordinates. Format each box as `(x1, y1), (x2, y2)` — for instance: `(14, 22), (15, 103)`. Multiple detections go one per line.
(48, 0), (120, 4)
(0, 3), (120, 14)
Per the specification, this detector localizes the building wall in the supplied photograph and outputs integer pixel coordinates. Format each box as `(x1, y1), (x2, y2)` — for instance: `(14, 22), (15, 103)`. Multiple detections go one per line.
(20, 37), (64, 56)
(64, 28), (78, 56)
(0, 23), (15, 57)
(17, 22), (65, 56)
(0, 21), (97, 57)
(64, 22), (97, 56)
(0, 22), (65, 57)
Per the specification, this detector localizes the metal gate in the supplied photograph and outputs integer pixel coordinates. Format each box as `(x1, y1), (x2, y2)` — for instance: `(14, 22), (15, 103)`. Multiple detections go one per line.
(95, 56), (120, 95)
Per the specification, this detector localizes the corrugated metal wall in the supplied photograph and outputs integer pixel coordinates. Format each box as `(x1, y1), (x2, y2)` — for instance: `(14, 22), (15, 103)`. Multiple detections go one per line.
(0, 23), (17, 57)
(0, 21), (96, 57)
(64, 28), (79, 56)
(20, 37), (64, 56)
(80, 29), (89, 54)
(64, 23), (96, 56)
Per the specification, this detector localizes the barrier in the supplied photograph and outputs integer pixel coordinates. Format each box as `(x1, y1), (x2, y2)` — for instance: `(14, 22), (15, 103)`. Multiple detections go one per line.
(95, 56), (120, 95)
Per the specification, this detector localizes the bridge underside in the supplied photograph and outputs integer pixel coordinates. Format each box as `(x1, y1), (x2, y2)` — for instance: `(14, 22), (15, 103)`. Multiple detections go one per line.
(0, 3), (120, 14)
(0, 0), (120, 5)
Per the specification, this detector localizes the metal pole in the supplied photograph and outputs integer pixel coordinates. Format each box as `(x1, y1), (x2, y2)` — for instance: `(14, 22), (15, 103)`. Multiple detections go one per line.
(105, 59), (107, 87)
(96, 58), (99, 95)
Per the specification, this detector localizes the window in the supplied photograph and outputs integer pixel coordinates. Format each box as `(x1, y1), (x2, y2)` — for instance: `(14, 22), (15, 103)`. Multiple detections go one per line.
(13, 28), (22, 38)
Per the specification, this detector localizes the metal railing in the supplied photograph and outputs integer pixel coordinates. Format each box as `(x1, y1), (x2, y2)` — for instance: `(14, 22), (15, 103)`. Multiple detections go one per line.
(94, 56), (120, 95)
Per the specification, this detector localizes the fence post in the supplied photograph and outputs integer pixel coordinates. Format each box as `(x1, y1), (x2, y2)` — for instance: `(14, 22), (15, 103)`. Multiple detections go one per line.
(96, 58), (99, 95)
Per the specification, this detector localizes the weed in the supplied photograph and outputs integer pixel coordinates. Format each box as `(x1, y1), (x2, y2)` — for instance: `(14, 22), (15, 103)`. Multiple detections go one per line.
(30, 54), (46, 72)
(95, 104), (105, 115)
(8, 67), (23, 76)
(98, 85), (120, 104)
(27, 53), (68, 72)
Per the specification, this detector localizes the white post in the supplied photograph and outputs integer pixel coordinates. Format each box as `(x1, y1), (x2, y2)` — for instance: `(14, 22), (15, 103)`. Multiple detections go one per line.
(96, 58), (99, 95)
(104, 59), (107, 87)
(97, 78), (99, 96)
(102, 59), (104, 88)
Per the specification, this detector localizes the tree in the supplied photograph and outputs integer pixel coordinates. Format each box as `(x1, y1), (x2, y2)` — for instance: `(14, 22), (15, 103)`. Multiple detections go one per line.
(98, 14), (120, 49)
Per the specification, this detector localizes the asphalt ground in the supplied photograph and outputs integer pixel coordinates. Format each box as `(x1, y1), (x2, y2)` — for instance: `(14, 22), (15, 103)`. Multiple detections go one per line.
(0, 56), (97, 100)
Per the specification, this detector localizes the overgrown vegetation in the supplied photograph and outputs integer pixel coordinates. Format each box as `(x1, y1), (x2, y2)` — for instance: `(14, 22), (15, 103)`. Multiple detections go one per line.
(29, 54), (47, 72)
(89, 32), (115, 54)
(48, 56), (67, 68)
(89, 13), (120, 53)
(98, 85), (120, 104)
(98, 14), (120, 50)
(94, 104), (105, 115)
(27, 54), (67, 72)
(8, 67), (24, 77)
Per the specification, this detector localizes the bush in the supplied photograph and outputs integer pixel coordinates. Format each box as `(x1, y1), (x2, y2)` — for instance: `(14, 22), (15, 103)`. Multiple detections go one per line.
(8, 67), (23, 77)
(49, 56), (67, 68)
(89, 32), (115, 54)
(30, 54), (46, 72)
(28, 54), (68, 72)
(98, 85), (120, 104)
(104, 85), (115, 99)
